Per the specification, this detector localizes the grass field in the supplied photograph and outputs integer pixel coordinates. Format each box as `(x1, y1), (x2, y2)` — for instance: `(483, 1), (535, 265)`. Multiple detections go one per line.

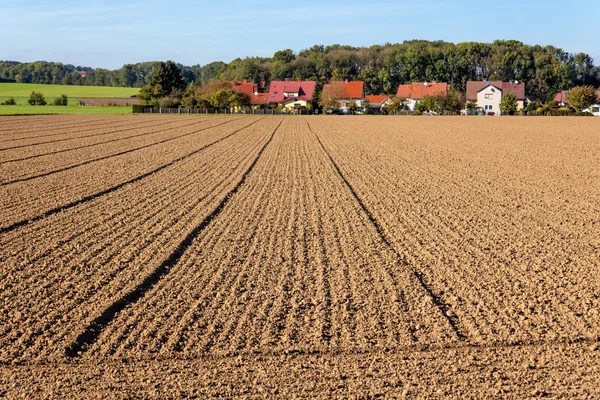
(0, 83), (138, 105)
(0, 115), (599, 397)
(0, 105), (132, 115)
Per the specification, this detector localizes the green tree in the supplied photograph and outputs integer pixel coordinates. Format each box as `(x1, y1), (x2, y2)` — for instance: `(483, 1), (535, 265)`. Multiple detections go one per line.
(139, 61), (186, 103)
(499, 93), (518, 115)
(28, 91), (47, 106)
(567, 85), (598, 112)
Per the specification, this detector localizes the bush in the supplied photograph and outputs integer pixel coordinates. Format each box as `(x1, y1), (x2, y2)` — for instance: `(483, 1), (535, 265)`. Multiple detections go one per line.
(525, 102), (538, 112)
(158, 96), (181, 108)
(536, 107), (545, 115)
(132, 104), (153, 113)
(52, 94), (68, 106)
(28, 91), (47, 106)
(1, 97), (16, 105)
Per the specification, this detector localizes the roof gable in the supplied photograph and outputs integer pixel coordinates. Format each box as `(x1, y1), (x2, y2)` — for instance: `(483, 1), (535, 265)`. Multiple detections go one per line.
(467, 80), (525, 100)
(268, 80), (317, 103)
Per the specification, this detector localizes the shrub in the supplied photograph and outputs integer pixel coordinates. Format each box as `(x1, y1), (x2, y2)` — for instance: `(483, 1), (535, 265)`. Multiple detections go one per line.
(536, 107), (545, 115)
(1, 97), (16, 105)
(158, 96), (181, 108)
(52, 94), (68, 106)
(28, 91), (47, 106)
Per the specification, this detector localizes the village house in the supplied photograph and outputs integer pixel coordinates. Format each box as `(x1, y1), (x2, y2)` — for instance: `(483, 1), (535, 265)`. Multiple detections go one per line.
(321, 80), (365, 111)
(267, 79), (316, 109)
(466, 80), (526, 115)
(395, 82), (448, 111)
(364, 95), (390, 114)
(230, 80), (269, 107)
(554, 89), (600, 116)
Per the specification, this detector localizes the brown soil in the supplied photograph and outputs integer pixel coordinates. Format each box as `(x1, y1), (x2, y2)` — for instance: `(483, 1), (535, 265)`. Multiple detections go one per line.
(0, 115), (599, 398)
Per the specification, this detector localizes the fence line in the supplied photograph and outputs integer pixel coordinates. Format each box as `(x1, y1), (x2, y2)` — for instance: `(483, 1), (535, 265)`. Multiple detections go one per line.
(140, 108), (316, 115)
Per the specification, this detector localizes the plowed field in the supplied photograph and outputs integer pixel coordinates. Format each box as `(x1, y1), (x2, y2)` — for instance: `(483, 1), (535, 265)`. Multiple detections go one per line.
(1, 115), (599, 398)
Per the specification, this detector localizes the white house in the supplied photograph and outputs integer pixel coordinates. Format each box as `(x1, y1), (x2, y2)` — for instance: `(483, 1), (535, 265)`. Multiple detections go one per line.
(466, 81), (526, 116)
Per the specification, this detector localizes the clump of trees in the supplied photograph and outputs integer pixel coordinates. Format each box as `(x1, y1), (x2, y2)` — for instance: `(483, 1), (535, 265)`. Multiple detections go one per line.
(139, 62), (251, 109)
(2, 40), (599, 102)
(139, 61), (187, 106)
(28, 91), (46, 106)
(415, 89), (465, 114)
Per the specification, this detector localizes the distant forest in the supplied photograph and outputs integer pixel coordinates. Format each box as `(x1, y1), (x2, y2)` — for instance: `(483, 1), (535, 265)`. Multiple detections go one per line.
(1, 40), (598, 101)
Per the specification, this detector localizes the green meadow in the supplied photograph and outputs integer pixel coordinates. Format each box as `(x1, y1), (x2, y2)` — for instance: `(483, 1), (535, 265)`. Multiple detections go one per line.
(0, 83), (138, 105)
(0, 105), (133, 115)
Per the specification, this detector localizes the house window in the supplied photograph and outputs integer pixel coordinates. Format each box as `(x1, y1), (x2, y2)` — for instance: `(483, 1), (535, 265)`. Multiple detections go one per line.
(488, 105), (493, 110)
(485, 94), (493, 100)
(592, 107), (600, 113)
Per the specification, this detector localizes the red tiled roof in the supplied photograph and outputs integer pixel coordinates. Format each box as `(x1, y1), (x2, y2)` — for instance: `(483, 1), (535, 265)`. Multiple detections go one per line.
(231, 80), (259, 97)
(501, 82), (525, 100)
(364, 95), (389, 105)
(250, 93), (269, 105)
(322, 81), (365, 99)
(466, 81), (525, 100)
(268, 80), (316, 103)
(396, 82), (448, 99)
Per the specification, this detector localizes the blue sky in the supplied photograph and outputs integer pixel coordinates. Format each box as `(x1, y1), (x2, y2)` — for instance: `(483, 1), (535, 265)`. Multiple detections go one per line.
(1, 0), (598, 69)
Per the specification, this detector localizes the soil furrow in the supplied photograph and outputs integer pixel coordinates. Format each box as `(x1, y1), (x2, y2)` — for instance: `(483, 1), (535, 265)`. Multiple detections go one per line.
(0, 117), (236, 186)
(64, 119), (281, 357)
(0, 117), (263, 234)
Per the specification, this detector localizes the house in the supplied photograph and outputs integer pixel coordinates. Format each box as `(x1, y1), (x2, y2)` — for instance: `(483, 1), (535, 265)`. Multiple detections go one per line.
(553, 90), (570, 106)
(554, 89), (600, 116)
(466, 81), (526, 115)
(231, 80), (259, 97)
(77, 71), (87, 78)
(589, 90), (600, 116)
(249, 93), (269, 107)
(364, 95), (390, 113)
(396, 82), (448, 111)
(268, 79), (317, 109)
(321, 80), (365, 111)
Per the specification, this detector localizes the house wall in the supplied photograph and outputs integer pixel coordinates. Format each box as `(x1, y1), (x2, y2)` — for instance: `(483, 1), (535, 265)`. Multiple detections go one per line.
(584, 104), (600, 116)
(477, 85), (502, 115)
(406, 99), (418, 111)
(337, 99), (362, 111)
(282, 99), (309, 109)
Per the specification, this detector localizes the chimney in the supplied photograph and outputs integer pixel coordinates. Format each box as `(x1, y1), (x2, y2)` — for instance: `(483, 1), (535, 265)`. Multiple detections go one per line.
(345, 79), (349, 83)
(285, 78), (289, 82)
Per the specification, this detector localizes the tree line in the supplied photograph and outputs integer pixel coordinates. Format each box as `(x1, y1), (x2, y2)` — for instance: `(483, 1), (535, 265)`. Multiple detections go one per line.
(1, 40), (599, 101)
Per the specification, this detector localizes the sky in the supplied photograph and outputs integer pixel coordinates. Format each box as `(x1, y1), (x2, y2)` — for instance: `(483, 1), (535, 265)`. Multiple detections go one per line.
(1, 0), (599, 69)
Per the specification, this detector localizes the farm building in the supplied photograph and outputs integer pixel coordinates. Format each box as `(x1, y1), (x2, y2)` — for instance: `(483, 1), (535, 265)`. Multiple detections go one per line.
(267, 79), (316, 109)
(466, 81), (526, 116)
(396, 82), (448, 111)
